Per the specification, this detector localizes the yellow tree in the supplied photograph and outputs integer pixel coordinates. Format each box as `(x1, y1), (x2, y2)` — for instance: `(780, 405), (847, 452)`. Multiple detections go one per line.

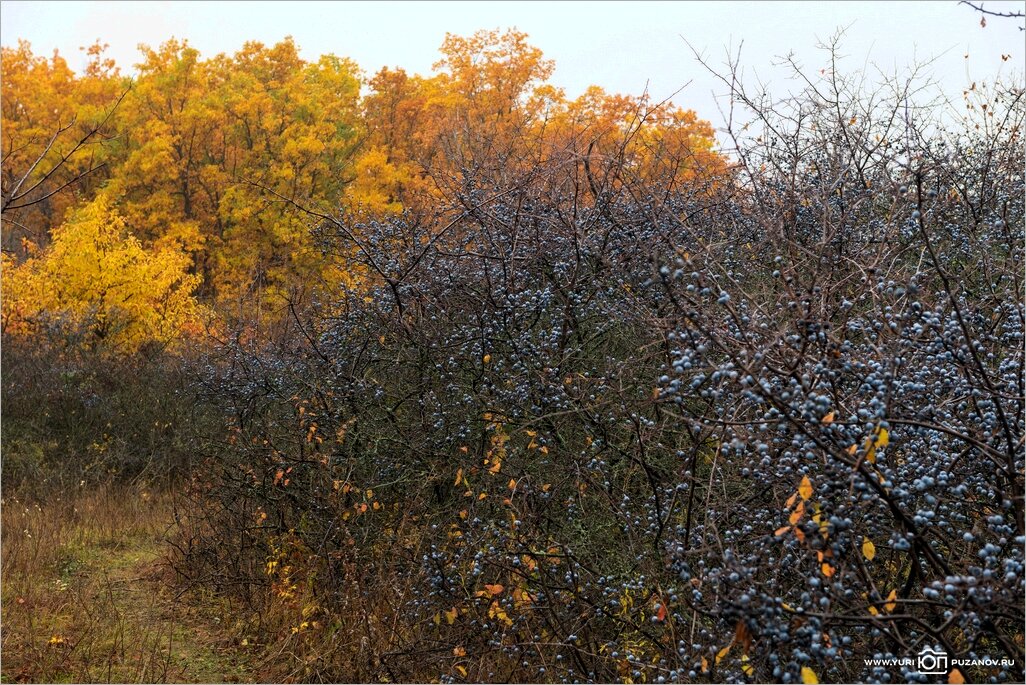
(213, 41), (362, 307)
(2, 194), (203, 351)
(1, 40), (125, 253)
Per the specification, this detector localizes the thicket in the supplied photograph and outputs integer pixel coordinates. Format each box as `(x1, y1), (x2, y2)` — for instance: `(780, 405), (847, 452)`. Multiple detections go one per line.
(2, 27), (1023, 685)
(174, 50), (1025, 684)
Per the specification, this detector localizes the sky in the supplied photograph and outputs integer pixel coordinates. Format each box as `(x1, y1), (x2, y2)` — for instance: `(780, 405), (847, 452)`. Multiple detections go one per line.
(1, 1), (1024, 130)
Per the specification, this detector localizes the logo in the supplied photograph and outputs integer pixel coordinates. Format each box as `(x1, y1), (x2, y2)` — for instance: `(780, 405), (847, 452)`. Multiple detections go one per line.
(917, 647), (948, 675)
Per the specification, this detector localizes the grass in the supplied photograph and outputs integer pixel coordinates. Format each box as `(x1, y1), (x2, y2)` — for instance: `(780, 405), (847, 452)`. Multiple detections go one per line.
(1, 483), (256, 683)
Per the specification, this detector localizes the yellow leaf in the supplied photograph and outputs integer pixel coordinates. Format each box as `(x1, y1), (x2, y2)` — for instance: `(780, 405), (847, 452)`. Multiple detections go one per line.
(875, 427), (889, 448)
(454, 467), (463, 486)
(455, 664), (468, 677)
(446, 606), (458, 624)
(801, 666), (819, 684)
(433, 612), (441, 625)
(483, 354), (491, 364)
(715, 644), (732, 664)
(884, 589), (897, 612)
(741, 654), (754, 676)
(798, 476), (813, 501)
(862, 538), (876, 561)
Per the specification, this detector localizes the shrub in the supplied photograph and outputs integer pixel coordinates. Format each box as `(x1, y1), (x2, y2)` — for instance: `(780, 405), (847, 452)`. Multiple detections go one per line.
(181, 51), (1024, 683)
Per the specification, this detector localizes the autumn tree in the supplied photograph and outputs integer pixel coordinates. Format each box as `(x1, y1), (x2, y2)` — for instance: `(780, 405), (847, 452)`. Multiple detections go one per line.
(1, 40), (126, 254)
(2, 194), (202, 351)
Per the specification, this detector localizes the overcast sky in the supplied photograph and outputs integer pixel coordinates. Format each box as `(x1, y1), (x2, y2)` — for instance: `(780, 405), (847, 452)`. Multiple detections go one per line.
(2, 1), (1023, 129)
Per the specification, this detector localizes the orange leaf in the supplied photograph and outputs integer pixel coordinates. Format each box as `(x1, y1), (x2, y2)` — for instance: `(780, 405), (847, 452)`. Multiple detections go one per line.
(821, 411), (835, 424)
(949, 668), (965, 684)
(798, 476), (813, 501)
(774, 526), (791, 537)
(484, 583), (504, 596)
(789, 500), (806, 525)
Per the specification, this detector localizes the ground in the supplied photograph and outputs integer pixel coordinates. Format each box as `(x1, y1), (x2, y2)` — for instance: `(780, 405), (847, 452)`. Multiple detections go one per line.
(0, 486), (257, 683)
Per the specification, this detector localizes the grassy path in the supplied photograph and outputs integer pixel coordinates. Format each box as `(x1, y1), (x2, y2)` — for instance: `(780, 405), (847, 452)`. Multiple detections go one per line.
(1, 487), (256, 683)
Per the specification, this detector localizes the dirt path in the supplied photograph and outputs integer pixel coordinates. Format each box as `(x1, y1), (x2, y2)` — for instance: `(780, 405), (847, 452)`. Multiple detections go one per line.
(85, 537), (257, 683)
(1, 488), (258, 683)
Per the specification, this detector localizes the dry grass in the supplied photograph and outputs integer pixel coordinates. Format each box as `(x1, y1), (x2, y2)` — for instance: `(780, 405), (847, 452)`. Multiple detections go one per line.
(1, 484), (255, 683)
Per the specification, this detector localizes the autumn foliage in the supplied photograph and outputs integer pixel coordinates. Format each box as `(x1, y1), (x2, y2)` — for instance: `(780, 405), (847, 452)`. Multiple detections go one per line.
(2, 30), (723, 347)
(2, 28), (1023, 685)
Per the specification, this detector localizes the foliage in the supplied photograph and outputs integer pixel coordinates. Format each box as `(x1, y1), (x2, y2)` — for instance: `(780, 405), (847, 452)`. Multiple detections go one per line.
(2, 194), (202, 351)
(2, 27), (1022, 685)
(2, 31), (724, 321)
